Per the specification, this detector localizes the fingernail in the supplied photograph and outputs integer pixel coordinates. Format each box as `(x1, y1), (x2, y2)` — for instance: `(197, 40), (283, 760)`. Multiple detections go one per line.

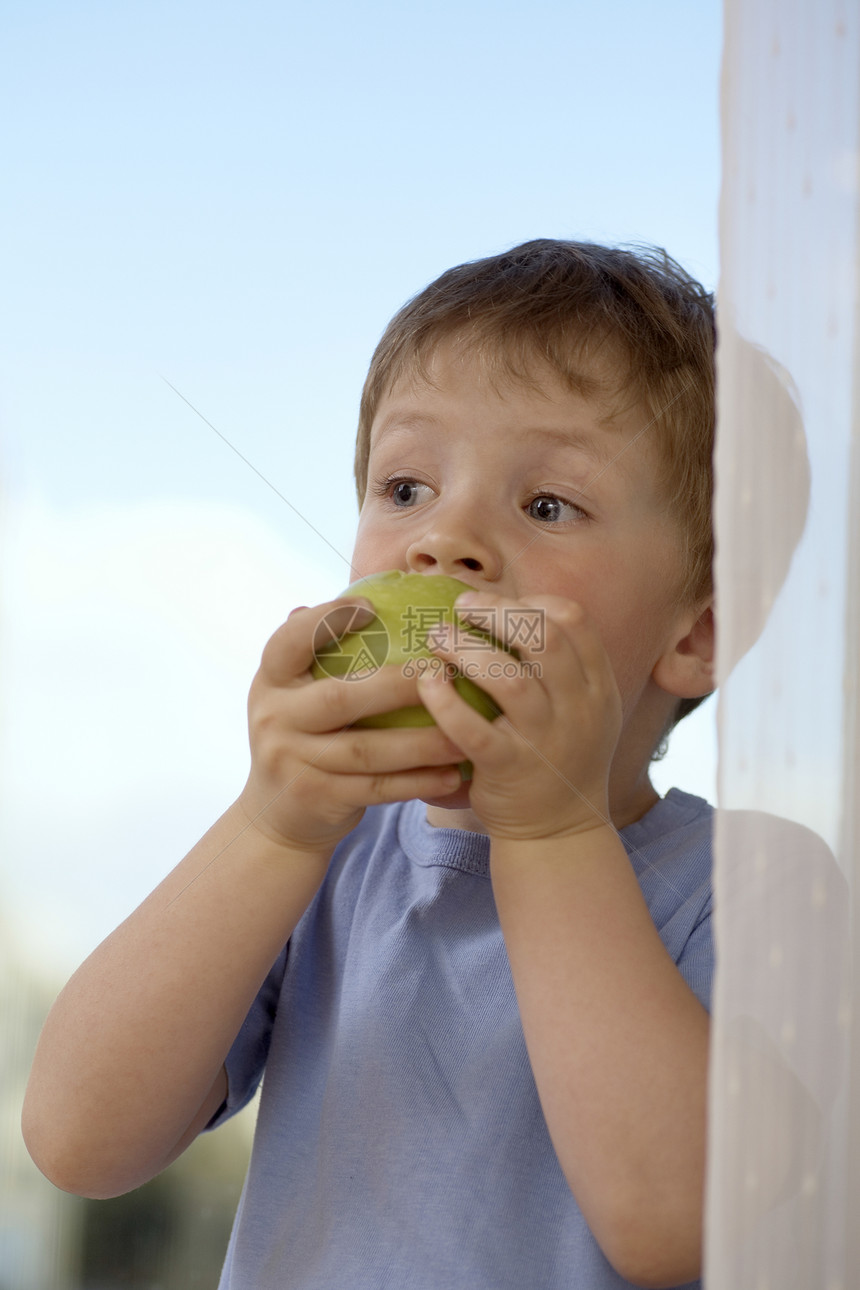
(418, 665), (445, 685)
(345, 603), (374, 629)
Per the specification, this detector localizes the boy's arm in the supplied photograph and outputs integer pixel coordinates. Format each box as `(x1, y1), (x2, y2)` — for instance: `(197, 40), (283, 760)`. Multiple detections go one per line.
(23, 600), (465, 1199)
(419, 592), (709, 1288)
(489, 828), (708, 1289)
(22, 803), (332, 1199)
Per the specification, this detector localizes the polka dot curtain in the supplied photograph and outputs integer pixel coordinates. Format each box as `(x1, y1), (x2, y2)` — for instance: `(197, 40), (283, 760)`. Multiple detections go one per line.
(707, 2), (860, 1286)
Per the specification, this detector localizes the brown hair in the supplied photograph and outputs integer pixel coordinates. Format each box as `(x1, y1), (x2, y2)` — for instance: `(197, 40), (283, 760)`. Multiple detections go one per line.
(355, 238), (716, 610)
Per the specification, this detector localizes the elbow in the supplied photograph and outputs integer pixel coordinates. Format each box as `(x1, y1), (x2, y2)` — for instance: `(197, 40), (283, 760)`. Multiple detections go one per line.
(23, 1140), (140, 1201)
(22, 1094), (135, 1200)
(22, 1114), (83, 1197)
(23, 1125), (95, 1200)
(21, 1090), (67, 1192)
(574, 1181), (703, 1288)
(598, 1217), (702, 1289)
(608, 1250), (702, 1290)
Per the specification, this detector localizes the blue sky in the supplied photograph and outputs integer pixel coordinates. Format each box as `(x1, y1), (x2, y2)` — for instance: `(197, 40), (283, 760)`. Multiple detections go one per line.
(0, 0), (721, 975)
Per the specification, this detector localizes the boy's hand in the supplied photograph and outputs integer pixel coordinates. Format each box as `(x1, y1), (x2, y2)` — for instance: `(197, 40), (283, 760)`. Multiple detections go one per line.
(239, 598), (466, 854)
(417, 592), (622, 840)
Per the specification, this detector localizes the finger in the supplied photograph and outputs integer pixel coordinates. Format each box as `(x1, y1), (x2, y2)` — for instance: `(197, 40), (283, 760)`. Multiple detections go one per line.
(310, 598), (376, 655)
(425, 619), (549, 719)
(260, 598), (375, 686)
(529, 596), (616, 691)
(453, 591), (547, 661)
(349, 764), (466, 805)
(294, 660), (455, 732)
(415, 666), (508, 764)
(306, 723), (466, 775)
(456, 591), (599, 688)
(265, 758), (464, 826)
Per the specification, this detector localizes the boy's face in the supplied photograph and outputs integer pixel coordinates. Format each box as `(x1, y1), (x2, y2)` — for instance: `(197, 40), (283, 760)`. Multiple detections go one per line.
(352, 340), (696, 733)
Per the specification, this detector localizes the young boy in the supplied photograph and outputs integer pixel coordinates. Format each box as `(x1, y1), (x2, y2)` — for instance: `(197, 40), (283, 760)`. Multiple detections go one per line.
(24, 240), (717, 1289)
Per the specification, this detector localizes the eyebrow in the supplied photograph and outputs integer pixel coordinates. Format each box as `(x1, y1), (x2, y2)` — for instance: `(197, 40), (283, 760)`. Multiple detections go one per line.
(371, 414), (438, 442)
(372, 415), (619, 468)
(524, 424), (620, 466)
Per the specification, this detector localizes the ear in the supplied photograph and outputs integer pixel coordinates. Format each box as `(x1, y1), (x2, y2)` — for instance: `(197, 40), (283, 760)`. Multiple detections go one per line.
(652, 600), (716, 699)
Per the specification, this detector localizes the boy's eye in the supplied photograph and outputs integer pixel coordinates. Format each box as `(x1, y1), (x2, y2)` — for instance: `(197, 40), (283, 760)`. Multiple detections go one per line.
(392, 480), (421, 506)
(526, 494), (586, 524)
(372, 476), (433, 508)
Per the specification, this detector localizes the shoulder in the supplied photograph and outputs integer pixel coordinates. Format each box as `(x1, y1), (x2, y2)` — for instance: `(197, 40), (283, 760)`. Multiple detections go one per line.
(621, 791), (716, 1006)
(621, 789), (714, 911)
(623, 788), (713, 853)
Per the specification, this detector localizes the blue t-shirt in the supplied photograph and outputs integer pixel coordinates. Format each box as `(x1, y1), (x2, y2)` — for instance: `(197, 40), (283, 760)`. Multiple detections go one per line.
(213, 788), (713, 1290)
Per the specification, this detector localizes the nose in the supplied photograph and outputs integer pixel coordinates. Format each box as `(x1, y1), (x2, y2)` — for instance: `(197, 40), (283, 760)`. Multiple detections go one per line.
(405, 500), (503, 583)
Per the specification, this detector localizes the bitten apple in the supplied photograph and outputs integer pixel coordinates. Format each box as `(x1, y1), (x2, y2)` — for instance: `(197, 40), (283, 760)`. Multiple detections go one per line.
(311, 569), (506, 728)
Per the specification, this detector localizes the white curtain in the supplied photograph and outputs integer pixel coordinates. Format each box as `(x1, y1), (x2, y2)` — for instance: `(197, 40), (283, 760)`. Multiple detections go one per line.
(707, 2), (860, 1286)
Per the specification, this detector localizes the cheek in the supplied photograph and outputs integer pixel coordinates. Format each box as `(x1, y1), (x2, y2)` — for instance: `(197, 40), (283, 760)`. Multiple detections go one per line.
(350, 510), (376, 562)
(582, 590), (673, 696)
(350, 517), (404, 578)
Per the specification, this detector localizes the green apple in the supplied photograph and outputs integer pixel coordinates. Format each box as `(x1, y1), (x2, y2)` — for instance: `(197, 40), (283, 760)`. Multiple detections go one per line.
(311, 569), (508, 728)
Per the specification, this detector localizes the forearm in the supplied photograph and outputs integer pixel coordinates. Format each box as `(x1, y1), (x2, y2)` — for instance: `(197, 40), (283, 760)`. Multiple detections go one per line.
(22, 800), (331, 1199)
(490, 826), (709, 1288)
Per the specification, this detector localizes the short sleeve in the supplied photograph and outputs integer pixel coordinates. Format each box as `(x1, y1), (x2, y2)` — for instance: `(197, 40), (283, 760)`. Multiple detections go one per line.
(675, 898), (714, 1012)
(621, 790), (716, 1015)
(206, 943), (289, 1130)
